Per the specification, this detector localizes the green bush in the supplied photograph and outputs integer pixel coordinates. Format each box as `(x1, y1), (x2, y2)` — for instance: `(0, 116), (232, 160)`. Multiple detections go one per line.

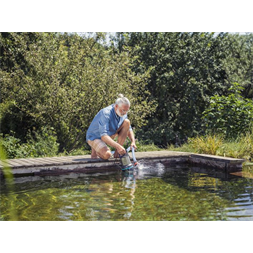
(0, 132), (27, 158)
(0, 127), (59, 159)
(117, 32), (232, 146)
(26, 127), (59, 158)
(203, 83), (253, 139)
(0, 32), (154, 153)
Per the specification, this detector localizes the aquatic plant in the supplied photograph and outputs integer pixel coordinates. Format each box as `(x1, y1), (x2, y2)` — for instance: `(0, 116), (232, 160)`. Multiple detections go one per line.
(187, 135), (223, 155)
(0, 141), (17, 220)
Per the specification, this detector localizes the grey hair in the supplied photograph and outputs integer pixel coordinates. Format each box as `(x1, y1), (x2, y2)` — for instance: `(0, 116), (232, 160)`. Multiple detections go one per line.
(115, 94), (130, 107)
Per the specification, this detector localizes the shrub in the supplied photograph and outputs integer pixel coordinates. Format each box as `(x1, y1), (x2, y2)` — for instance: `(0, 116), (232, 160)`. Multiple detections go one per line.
(0, 127), (59, 159)
(203, 83), (253, 139)
(0, 32), (155, 153)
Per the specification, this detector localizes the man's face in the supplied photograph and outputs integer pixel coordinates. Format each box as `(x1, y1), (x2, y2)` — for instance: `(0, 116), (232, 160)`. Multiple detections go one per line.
(115, 104), (130, 117)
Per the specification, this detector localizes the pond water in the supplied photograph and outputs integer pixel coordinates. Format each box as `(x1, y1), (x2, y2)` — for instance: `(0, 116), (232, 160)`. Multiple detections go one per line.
(1, 162), (253, 221)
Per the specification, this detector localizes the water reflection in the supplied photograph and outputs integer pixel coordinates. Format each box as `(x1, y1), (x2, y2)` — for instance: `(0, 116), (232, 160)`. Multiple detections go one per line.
(0, 163), (253, 221)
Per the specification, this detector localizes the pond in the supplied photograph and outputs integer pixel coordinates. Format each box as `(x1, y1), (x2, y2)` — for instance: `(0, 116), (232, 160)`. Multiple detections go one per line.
(1, 162), (253, 221)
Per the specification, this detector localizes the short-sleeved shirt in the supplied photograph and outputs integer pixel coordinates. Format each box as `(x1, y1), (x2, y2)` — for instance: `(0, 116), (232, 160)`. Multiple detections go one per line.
(86, 104), (133, 141)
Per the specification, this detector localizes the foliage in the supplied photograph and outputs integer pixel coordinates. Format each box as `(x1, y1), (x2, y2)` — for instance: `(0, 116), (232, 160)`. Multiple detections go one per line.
(0, 127), (59, 159)
(170, 131), (253, 160)
(0, 141), (17, 220)
(0, 101), (38, 143)
(0, 32), (155, 153)
(187, 135), (223, 155)
(216, 132), (253, 159)
(0, 141), (14, 183)
(1, 32), (253, 157)
(202, 83), (253, 139)
(223, 33), (253, 99)
(135, 140), (162, 152)
(116, 32), (232, 145)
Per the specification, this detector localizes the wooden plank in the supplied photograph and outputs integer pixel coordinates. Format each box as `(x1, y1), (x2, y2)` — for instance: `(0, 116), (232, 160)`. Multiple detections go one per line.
(0, 151), (246, 174)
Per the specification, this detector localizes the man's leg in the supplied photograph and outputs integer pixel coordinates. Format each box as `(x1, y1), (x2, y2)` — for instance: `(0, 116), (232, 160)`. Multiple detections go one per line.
(117, 119), (130, 146)
(88, 140), (112, 160)
(91, 148), (99, 159)
(96, 147), (112, 160)
(114, 119), (130, 158)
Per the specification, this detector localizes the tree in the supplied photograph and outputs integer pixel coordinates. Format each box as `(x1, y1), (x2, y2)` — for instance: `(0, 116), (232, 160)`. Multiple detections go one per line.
(116, 32), (231, 146)
(223, 33), (253, 99)
(0, 32), (155, 152)
(202, 83), (253, 139)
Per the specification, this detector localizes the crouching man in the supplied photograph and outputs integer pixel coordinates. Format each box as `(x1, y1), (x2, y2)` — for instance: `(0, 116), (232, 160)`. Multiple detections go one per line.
(86, 94), (137, 159)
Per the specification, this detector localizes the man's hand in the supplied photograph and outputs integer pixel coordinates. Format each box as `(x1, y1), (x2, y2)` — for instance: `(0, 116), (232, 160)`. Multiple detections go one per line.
(128, 130), (137, 151)
(113, 144), (126, 158)
(116, 144), (126, 156)
(130, 142), (137, 150)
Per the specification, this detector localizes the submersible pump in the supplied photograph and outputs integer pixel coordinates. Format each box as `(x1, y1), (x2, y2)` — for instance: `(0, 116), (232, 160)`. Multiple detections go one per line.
(119, 147), (138, 171)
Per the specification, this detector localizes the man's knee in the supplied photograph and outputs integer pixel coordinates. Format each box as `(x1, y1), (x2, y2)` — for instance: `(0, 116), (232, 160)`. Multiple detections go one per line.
(98, 148), (111, 160)
(102, 151), (111, 160)
(123, 119), (130, 127)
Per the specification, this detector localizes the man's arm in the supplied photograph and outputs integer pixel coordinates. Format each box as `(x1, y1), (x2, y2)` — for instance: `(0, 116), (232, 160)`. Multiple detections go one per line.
(101, 135), (126, 155)
(128, 130), (137, 150)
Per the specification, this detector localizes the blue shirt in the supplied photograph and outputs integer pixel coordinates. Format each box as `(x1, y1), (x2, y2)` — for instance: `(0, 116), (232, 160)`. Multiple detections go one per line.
(86, 104), (133, 141)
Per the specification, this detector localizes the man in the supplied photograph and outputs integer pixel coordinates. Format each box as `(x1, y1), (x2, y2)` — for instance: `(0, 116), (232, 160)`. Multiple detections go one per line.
(86, 94), (137, 159)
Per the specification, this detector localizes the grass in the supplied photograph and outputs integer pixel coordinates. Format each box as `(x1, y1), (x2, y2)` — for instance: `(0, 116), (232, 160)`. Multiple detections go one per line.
(170, 132), (253, 160)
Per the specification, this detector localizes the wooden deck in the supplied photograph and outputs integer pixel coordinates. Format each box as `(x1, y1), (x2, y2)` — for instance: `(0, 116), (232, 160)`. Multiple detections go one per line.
(0, 151), (246, 176)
